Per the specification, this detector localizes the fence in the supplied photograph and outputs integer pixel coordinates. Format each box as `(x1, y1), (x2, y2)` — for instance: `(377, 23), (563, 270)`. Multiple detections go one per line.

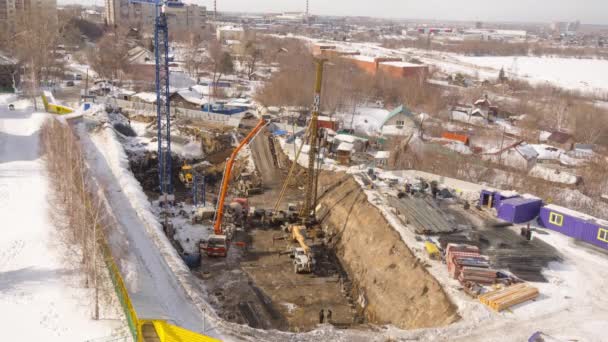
(100, 97), (242, 128)
(64, 116), (222, 342)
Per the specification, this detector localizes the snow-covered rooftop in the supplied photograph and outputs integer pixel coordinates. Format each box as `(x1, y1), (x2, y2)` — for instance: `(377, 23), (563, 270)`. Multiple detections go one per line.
(176, 89), (206, 106)
(347, 55), (376, 63)
(334, 133), (367, 143)
(515, 144), (539, 160)
(375, 151), (390, 159)
(337, 142), (354, 152)
(133, 92), (158, 103)
(380, 61), (426, 68)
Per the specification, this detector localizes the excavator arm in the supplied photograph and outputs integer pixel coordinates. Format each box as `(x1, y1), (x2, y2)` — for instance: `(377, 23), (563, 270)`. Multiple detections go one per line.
(213, 118), (266, 235)
(291, 225), (311, 255)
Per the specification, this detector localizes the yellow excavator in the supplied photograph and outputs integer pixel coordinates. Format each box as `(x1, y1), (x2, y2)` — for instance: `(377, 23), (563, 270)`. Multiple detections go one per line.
(288, 225), (314, 273)
(179, 162), (193, 188)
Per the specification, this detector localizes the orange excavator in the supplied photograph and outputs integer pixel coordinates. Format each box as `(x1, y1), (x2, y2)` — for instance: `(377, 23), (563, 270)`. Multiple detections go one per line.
(200, 118), (266, 257)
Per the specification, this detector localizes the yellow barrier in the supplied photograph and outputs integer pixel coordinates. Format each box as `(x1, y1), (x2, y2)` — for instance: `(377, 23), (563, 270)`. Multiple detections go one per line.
(99, 238), (140, 340)
(137, 320), (221, 342)
(41, 91), (74, 114)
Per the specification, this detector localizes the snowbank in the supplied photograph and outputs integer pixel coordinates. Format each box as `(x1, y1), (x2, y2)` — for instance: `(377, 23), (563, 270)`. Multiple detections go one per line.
(0, 103), (124, 341)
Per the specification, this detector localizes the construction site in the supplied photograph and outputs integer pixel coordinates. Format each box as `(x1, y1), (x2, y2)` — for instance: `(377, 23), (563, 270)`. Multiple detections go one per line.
(3, 0), (608, 341)
(108, 58), (567, 339)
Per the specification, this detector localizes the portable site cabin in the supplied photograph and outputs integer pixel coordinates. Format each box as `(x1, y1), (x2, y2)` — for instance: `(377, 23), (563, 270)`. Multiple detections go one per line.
(496, 196), (543, 224)
(336, 142), (354, 165)
(539, 204), (608, 250)
(479, 190), (519, 209)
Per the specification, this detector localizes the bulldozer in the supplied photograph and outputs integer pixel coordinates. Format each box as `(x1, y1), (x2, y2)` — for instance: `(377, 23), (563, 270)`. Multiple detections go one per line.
(179, 162), (194, 188)
(236, 172), (263, 197)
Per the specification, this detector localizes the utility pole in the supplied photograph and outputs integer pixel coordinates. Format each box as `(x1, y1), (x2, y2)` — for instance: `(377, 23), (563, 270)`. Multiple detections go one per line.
(302, 59), (326, 221)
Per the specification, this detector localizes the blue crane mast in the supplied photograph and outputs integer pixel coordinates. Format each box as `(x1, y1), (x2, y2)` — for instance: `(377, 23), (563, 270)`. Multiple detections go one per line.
(129, 0), (183, 202)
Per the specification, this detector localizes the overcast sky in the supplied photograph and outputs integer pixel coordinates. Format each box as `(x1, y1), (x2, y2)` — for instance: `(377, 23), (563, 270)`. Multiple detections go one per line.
(61, 0), (607, 25)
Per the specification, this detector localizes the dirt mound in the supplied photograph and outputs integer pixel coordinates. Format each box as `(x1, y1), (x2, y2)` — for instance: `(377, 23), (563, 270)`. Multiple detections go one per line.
(317, 175), (460, 330)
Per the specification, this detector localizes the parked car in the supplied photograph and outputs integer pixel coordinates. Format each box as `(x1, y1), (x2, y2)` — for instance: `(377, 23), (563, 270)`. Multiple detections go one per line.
(66, 81), (75, 87)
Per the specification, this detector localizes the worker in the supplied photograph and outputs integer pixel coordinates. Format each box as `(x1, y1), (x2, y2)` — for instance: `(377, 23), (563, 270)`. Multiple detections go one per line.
(319, 309), (324, 324)
(327, 309), (332, 323)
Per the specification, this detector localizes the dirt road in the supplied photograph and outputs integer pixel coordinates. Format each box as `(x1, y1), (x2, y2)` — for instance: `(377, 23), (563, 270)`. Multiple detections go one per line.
(250, 127), (281, 187)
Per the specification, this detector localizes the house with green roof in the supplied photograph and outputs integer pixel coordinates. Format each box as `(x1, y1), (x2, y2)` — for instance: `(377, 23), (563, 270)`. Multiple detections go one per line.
(380, 104), (419, 137)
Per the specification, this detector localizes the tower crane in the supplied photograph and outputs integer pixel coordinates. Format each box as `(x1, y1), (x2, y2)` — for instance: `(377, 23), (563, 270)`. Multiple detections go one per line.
(129, 0), (184, 203)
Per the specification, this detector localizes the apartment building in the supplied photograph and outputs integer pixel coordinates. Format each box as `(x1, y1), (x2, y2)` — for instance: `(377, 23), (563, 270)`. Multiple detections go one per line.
(104, 0), (206, 31)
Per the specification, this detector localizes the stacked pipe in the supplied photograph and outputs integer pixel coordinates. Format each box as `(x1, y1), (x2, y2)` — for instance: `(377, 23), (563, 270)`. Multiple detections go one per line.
(446, 244), (498, 284)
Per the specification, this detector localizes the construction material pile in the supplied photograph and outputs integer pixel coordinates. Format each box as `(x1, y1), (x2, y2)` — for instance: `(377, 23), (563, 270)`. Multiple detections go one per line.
(446, 244), (497, 285)
(479, 283), (539, 311)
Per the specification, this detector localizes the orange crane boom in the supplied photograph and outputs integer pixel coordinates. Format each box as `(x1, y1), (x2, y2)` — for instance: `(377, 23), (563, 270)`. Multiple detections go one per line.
(213, 118), (266, 235)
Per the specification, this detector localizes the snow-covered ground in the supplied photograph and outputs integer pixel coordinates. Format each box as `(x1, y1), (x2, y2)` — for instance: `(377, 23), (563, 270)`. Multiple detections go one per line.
(294, 35), (608, 96)
(77, 114), (222, 338)
(352, 170), (608, 342)
(276, 136), (608, 341)
(456, 55), (608, 95)
(0, 95), (125, 341)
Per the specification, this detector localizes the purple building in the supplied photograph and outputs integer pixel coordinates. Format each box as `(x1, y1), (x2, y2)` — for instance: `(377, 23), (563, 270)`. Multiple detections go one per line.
(497, 196), (543, 224)
(539, 204), (608, 250)
(479, 190), (519, 208)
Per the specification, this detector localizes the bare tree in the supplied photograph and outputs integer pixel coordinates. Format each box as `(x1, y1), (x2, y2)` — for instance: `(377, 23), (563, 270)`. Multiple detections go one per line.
(12, 6), (64, 97)
(572, 103), (608, 144)
(183, 33), (205, 82)
(242, 40), (261, 80)
(88, 29), (130, 81)
(207, 40), (234, 97)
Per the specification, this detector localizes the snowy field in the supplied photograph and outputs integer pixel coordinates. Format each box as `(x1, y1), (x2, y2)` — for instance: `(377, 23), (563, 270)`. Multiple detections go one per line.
(295, 36), (608, 96)
(456, 56), (608, 95)
(0, 95), (125, 341)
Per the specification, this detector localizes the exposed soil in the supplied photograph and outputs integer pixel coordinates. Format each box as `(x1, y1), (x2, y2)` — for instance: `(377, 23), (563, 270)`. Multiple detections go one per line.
(316, 173), (461, 330)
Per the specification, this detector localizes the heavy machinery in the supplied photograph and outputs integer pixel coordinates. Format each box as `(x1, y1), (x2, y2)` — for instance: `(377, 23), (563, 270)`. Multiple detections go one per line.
(236, 172), (263, 196)
(179, 162), (194, 188)
(301, 59), (327, 222)
(199, 234), (228, 257)
(200, 118), (267, 257)
(287, 225), (314, 273)
(271, 59), (325, 224)
(129, 0), (184, 205)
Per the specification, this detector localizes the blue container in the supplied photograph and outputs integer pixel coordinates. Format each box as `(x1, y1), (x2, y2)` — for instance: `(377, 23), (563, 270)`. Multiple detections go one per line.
(181, 252), (201, 268)
(84, 103), (91, 111)
(539, 204), (608, 250)
(497, 197), (543, 224)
